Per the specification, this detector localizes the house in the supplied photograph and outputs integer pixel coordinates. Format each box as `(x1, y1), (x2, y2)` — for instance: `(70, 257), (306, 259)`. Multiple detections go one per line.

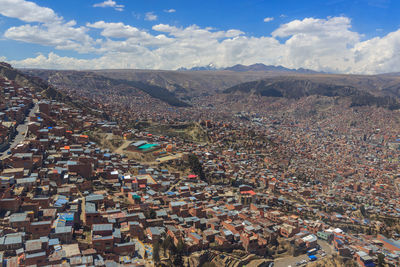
(354, 251), (376, 267)
(92, 224), (113, 236)
(146, 227), (164, 243)
(0, 233), (24, 250)
(302, 234), (318, 248)
(51, 226), (73, 243)
(25, 251), (47, 266)
(28, 221), (52, 238)
(317, 231), (334, 243)
(280, 223), (299, 238)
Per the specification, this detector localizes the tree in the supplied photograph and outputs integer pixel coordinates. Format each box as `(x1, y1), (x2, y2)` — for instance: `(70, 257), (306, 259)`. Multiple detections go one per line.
(150, 209), (157, 219)
(153, 242), (160, 263)
(173, 254), (183, 266)
(145, 209), (157, 219)
(176, 238), (186, 255)
(360, 205), (367, 217)
(188, 154), (206, 182)
(377, 253), (385, 267)
(172, 238), (186, 266)
(162, 235), (173, 257)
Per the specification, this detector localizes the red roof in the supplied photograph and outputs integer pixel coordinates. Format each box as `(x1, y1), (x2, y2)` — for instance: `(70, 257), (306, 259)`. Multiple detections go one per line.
(241, 190), (256, 196)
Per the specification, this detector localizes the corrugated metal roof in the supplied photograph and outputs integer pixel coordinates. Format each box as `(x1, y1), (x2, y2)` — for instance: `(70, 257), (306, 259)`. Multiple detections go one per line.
(92, 224), (113, 232)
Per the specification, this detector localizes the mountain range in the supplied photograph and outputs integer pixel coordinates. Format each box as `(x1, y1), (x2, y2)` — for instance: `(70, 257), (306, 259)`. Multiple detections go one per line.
(177, 63), (321, 73)
(11, 62), (400, 110)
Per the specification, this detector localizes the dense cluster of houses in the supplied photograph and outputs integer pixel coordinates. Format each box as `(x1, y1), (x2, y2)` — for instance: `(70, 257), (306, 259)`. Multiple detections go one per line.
(0, 78), (34, 151)
(0, 74), (400, 267)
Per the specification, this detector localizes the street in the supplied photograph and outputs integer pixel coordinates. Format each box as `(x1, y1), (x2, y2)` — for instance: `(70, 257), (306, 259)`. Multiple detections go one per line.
(0, 101), (38, 160)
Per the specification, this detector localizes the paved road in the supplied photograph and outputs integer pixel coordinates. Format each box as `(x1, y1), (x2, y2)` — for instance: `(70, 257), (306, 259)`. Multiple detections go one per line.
(0, 101), (38, 160)
(274, 240), (335, 267)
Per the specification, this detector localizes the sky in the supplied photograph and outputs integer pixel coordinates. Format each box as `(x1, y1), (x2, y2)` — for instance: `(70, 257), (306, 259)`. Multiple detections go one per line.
(0, 0), (399, 74)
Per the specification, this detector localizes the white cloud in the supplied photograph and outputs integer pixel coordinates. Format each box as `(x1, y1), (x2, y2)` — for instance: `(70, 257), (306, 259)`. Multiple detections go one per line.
(87, 21), (146, 39)
(271, 17), (360, 73)
(5, 21), (95, 53)
(352, 29), (400, 73)
(1, 0), (95, 53)
(272, 17), (354, 38)
(145, 12), (157, 21)
(93, 0), (124, 11)
(263, 17), (274, 23)
(164, 9), (176, 13)
(0, 0), (61, 23)
(8, 52), (161, 70)
(86, 21), (173, 50)
(4, 9), (400, 74)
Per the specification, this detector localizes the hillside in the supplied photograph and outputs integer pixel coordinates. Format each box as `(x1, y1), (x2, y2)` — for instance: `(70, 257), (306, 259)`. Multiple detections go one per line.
(91, 69), (273, 96)
(0, 62), (68, 102)
(21, 66), (400, 111)
(223, 77), (400, 110)
(23, 69), (190, 107)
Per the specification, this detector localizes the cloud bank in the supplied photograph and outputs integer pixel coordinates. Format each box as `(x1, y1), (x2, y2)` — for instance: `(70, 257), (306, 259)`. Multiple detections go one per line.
(1, 0), (400, 74)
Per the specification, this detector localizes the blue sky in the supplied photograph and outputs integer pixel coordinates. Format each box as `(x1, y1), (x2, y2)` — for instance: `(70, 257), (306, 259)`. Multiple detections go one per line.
(0, 0), (399, 73)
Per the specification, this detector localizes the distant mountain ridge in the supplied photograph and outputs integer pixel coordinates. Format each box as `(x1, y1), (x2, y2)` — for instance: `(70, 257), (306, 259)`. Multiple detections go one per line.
(223, 78), (400, 110)
(223, 63), (321, 74)
(177, 64), (217, 71)
(177, 63), (321, 73)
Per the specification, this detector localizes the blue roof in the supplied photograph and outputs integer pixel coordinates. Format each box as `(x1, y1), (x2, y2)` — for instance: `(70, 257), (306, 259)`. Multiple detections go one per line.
(49, 238), (60, 246)
(308, 255), (317, 260)
(54, 198), (68, 207)
(59, 213), (74, 221)
(380, 236), (400, 250)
